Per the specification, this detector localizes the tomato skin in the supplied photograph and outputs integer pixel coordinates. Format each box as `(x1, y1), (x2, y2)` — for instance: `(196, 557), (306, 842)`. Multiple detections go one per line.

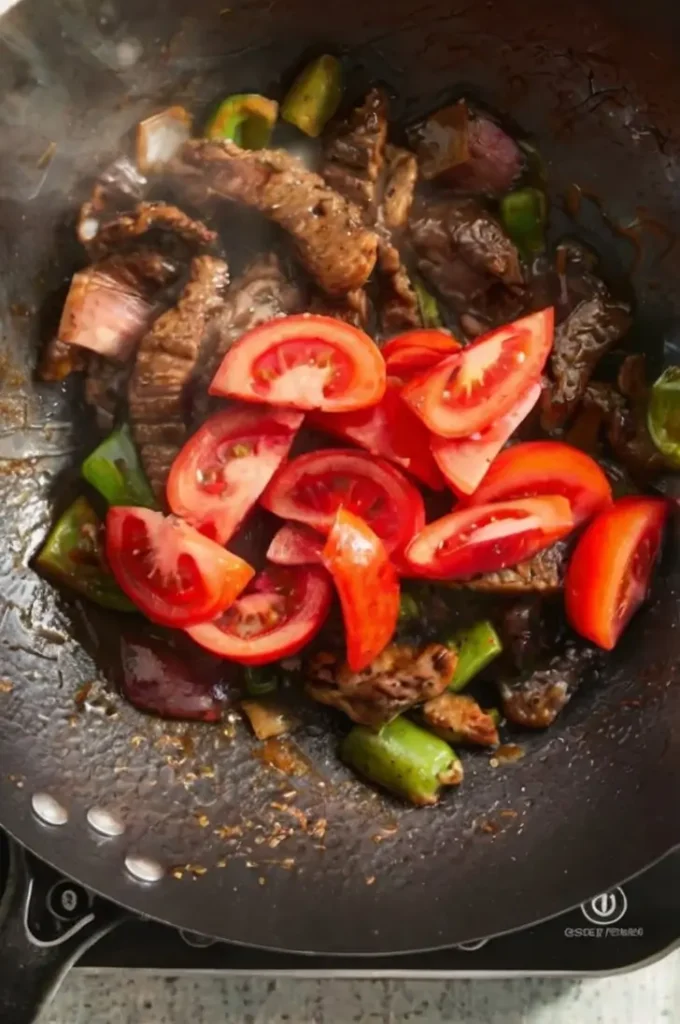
(322, 508), (399, 671)
(382, 329), (461, 381)
(402, 309), (554, 438)
(167, 406), (304, 545)
(308, 384), (445, 490)
(187, 566), (332, 664)
(431, 383), (541, 497)
(565, 497), (668, 650)
(261, 449), (426, 556)
(465, 440), (613, 524)
(405, 496), (574, 580)
(209, 314), (386, 412)
(106, 507), (254, 627)
(266, 522), (324, 566)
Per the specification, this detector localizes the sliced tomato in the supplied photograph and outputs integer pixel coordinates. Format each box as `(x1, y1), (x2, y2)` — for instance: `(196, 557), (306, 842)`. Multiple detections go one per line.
(105, 507), (254, 627)
(261, 449), (425, 556)
(166, 406), (304, 545)
(267, 522), (324, 566)
(431, 383), (541, 497)
(404, 496), (574, 580)
(565, 497), (668, 650)
(322, 508), (399, 671)
(403, 309), (554, 438)
(308, 383), (445, 490)
(466, 440), (613, 524)
(186, 565), (332, 664)
(210, 314), (386, 412)
(382, 329), (461, 382)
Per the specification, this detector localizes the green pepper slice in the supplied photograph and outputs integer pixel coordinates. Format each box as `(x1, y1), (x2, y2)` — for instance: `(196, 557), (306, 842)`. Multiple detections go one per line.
(648, 366), (680, 468)
(82, 423), (157, 508)
(446, 620), (503, 691)
(205, 94), (278, 149)
(281, 55), (342, 138)
(500, 187), (547, 256)
(243, 666), (279, 697)
(414, 277), (443, 329)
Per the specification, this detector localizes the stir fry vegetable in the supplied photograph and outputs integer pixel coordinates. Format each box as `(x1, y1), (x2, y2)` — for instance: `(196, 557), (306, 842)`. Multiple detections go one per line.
(500, 187), (547, 256)
(82, 423), (157, 508)
(447, 620), (503, 691)
(413, 277), (443, 328)
(205, 94), (278, 148)
(35, 497), (135, 611)
(243, 666), (279, 697)
(341, 716), (463, 806)
(648, 366), (680, 468)
(240, 699), (296, 740)
(281, 55), (342, 137)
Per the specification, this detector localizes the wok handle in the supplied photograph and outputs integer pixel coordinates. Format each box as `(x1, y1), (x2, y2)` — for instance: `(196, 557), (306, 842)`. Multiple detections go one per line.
(0, 842), (124, 1024)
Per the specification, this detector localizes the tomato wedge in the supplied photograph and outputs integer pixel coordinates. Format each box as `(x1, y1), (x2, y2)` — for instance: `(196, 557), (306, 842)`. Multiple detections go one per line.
(186, 565), (332, 664)
(106, 507), (254, 627)
(261, 449), (425, 556)
(403, 309), (554, 438)
(322, 508), (399, 671)
(466, 440), (613, 524)
(565, 497), (668, 650)
(308, 383), (445, 490)
(431, 383), (541, 497)
(382, 329), (461, 382)
(405, 496), (574, 580)
(267, 522), (324, 566)
(167, 406), (304, 545)
(210, 314), (386, 412)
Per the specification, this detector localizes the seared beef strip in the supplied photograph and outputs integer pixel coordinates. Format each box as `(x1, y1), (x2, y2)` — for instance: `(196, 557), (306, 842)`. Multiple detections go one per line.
(77, 156), (148, 249)
(376, 146), (421, 335)
(459, 541), (570, 594)
(422, 692), (499, 747)
(128, 255), (229, 502)
(306, 643), (455, 728)
(175, 140), (378, 295)
(382, 144), (418, 232)
(321, 87), (388, 215)
(87, 201), (218, 260)
(499, 645), (600, 729)
(309, 288), (370, 330)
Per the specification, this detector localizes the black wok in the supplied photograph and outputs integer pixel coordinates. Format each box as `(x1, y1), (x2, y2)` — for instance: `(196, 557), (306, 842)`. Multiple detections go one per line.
(0, 0), (679, 1016)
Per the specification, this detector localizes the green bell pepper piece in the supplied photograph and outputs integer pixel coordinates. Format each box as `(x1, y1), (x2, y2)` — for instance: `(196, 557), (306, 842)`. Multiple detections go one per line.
(243, 666), (279, 697)
(414, 277), (443, 328)
(648, 366), (680, 468)
(281, 55), (342, 138)
(500, 187), (547, 256)
(35, 497), (135, 612)
(82, 423), (157, 508)
(205, 93), (278, 149)
(398, 592), (420, 624)
(447, 620), (503, 691)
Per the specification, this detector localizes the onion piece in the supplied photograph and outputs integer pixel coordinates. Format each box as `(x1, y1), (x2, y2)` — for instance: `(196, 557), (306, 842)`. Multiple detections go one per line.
(241, 699), (298, 741)
(58, 265), (156, 361)
(137, 106), (192, 173)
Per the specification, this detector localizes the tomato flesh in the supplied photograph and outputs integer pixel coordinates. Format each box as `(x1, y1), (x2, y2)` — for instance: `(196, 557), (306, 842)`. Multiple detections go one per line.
(383, 329), (461, 382)
(266, 523), (324, 566)
(466, 440), (612, 524)
(210, 314), (386, 412)
(186, 565), (332, 664)
(261, 449), (425, 556)
(322, 508), (400, 671)
(403, 309), (554, 438)
(431, 383), (541, 497)
(105, 507), (254, 627)
(405, 496), (574, 580)
(167, 406), (303, 544)
(565, 497), (668, 649)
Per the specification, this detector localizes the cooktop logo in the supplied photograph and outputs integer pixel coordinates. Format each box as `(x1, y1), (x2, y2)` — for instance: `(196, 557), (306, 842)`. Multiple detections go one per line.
(581, 887), (628, 925)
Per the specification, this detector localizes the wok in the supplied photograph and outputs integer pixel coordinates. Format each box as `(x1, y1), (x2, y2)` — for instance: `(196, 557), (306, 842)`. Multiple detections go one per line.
(0, 0), (679, 1018)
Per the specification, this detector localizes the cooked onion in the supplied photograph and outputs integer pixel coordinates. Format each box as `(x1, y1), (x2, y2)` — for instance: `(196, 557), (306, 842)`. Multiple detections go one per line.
(58, 267), (156, 361)
(241, 699), (297, 741)
(137, 106), (192, 173)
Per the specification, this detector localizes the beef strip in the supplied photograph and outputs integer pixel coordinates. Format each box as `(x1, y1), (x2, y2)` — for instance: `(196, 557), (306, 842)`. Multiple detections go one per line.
(376, 145), (421, 335)
(321, 87), (388, 215)
(458, 541), (570, 594)
(382, 144), (418, 232)
(175, 140), (378, 295)
(128, 254), (229, 501)
(499, 644), (600, 729)
(422, 692), (499, 747)
(190, 254), (303, 424)
(306, 643), (455, 728)
(77, 156), (148, 249)
(86, 201), (218, 260)
(309, 288), (369, 330)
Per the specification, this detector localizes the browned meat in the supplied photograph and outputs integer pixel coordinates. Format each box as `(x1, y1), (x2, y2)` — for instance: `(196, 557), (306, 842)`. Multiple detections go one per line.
(422, 693), (499, 747)
(499, 645), (600, 729)
(382, 144), (418, 232)
(86, 201), (218, 260)
(191, 254), (303, 424)
(176, 140), (378, 295)
(376, 146), (421, 336)
(306, 643), (455, 728)
(310, 288), (370, 330)
(459, 541), (570, 594)
(84, 356), (133, 431)
(128, 255), (229, 501)
(322, 87), (388, 215)
(77, 156), (148, 249)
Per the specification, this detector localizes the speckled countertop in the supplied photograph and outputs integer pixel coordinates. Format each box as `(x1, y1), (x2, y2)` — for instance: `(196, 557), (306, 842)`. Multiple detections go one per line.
(42, 950), (680, 1023)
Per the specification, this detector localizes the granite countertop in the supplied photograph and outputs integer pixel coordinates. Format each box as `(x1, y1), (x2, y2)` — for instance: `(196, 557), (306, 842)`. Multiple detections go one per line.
(43, 950), (680, 1024)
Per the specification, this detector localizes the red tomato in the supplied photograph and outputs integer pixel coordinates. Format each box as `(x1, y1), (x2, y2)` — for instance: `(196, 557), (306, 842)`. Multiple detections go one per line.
(210, 314), (386, 412)
(405, 496), (574, 580)
(261, 449), (425, 556)
(565, 497), (668, 650)
(402, 309), (554, 438)
(382, 329), (461, 381)
(106, 507), (254, 627)
(167, 406), (304, 545)
(186, 565), (332, 664)
(431, 383), (541, 497)
(466, 440), (613, 524)
(267, 523), (324, 566)
(308, 383), (445, 490)
(322, 508), (399, 671)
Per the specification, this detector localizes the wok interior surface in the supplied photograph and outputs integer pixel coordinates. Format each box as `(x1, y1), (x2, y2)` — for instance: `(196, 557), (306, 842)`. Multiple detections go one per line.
(0, 0), (679, 954)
